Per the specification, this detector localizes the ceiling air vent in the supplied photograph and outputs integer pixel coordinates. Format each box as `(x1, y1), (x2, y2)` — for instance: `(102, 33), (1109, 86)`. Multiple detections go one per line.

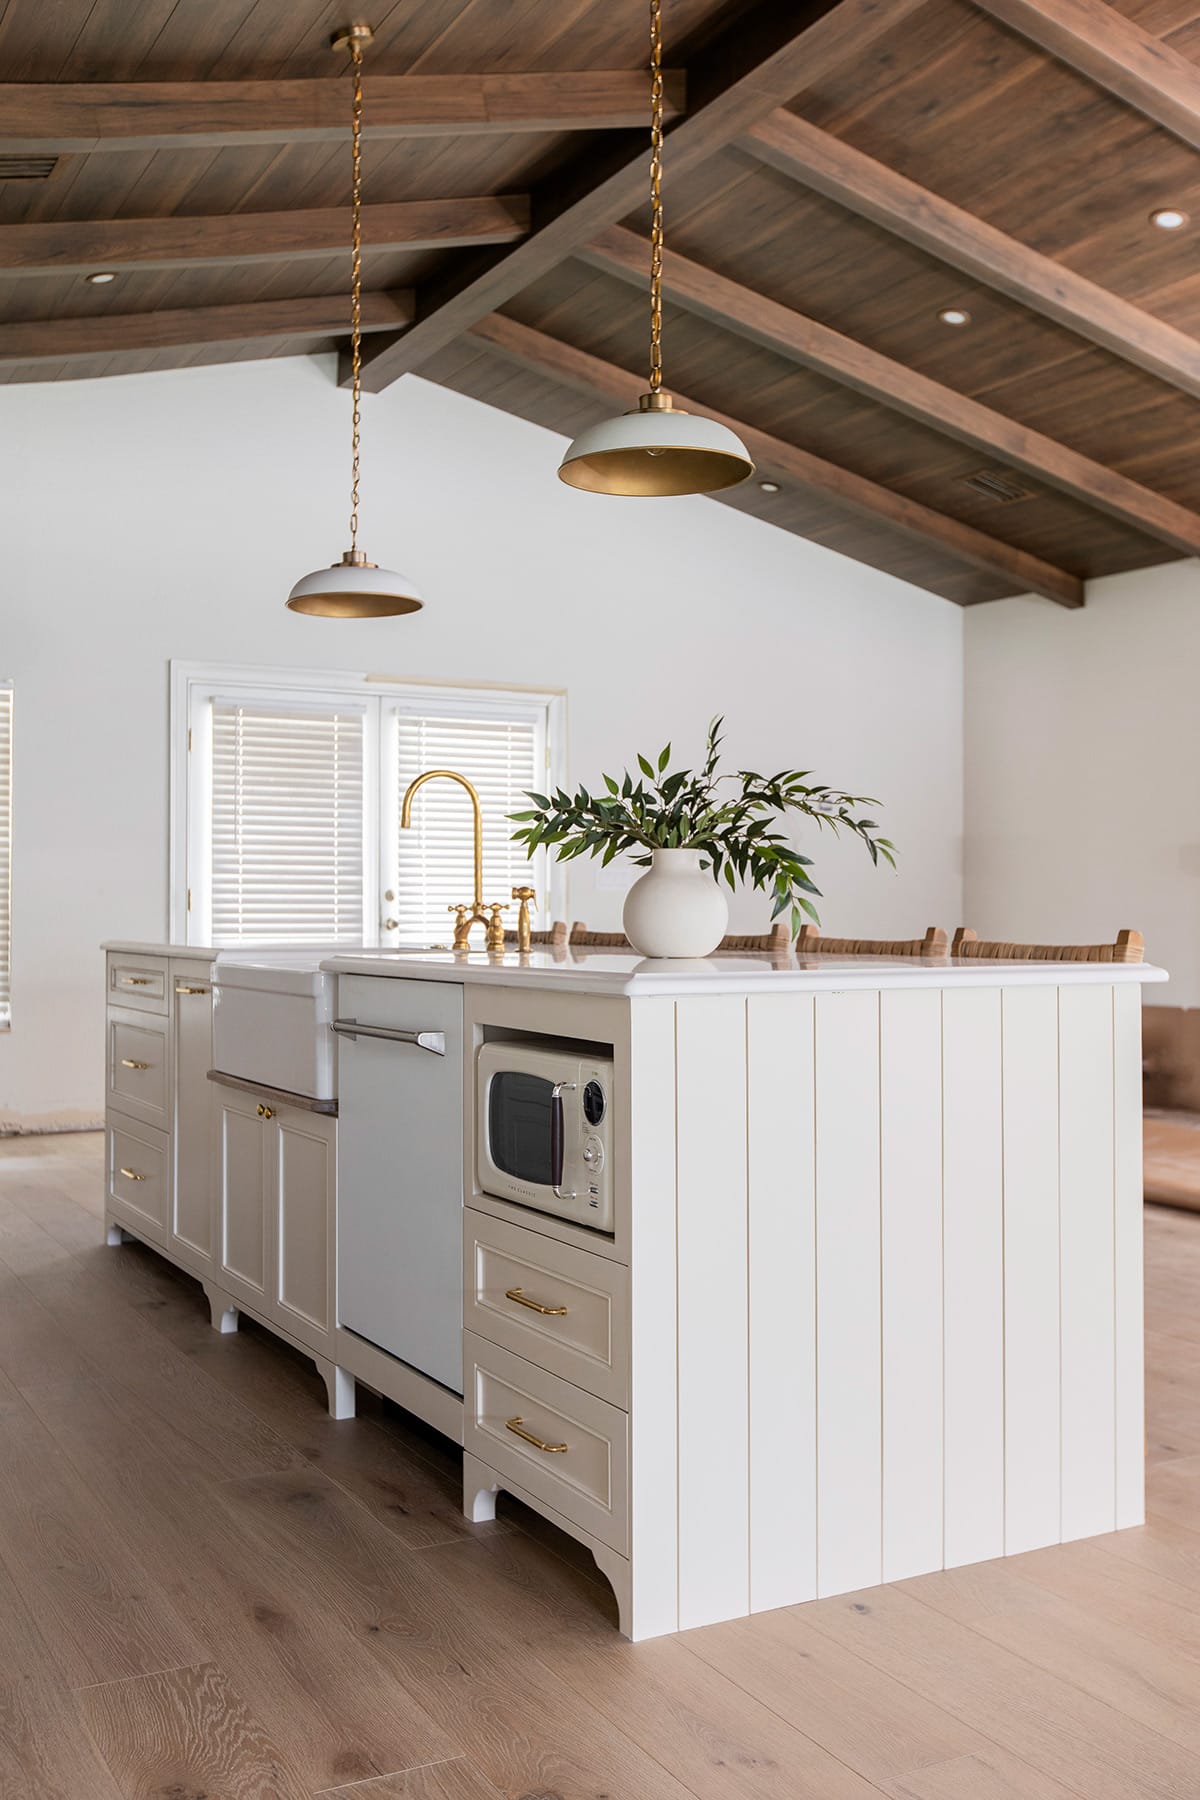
(961, 467), (1035, 504)
(0, 155), (58, 180)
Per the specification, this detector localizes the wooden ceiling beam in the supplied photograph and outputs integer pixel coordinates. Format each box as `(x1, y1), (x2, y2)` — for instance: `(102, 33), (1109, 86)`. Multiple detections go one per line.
(0, 70), (687, 156)
(972, 0), (1200, 152)
(742, 109), (1200, 402)
(582, 224), (1200, 557)
(469, 311), (1084, 609)
(351, 0), (929, 393)
(0, 291), (413, 368)
(0, 196), (528, 279)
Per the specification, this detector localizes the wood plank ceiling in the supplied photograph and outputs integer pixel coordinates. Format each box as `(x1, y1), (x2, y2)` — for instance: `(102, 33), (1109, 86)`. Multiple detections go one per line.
(4, 0), (1200, 606)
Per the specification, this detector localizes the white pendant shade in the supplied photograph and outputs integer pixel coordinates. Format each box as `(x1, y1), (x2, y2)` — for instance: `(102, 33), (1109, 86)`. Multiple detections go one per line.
(558, 393), (754, 497)
(286, 553), (423, 619)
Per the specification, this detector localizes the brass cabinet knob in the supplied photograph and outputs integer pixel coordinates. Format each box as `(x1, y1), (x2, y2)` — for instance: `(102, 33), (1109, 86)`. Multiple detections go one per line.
(256, 1102), (276, 1120)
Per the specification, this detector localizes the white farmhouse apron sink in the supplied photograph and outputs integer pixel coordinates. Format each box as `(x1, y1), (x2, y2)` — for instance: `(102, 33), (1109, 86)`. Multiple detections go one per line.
(212, 949), (344, 1100)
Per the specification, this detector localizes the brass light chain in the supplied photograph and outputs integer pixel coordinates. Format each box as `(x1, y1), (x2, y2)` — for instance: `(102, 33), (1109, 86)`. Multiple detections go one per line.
(648, 0), (665, 394)
(348, 33), (365, 556)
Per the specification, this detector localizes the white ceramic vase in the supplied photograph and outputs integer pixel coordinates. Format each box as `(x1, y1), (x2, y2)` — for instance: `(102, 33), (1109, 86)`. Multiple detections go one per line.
(622, 847), (729, 959)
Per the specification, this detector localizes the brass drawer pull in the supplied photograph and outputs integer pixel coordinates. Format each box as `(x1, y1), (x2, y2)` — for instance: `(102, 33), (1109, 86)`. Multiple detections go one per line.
(505, 1285), (568, 1317)
(175, 984), (208, 996)
(120, 1058), (152, 1070)
(505, 1415), (568, 1454)
(120, 976), (154, 986)
(118, 1166), (147, 1182)
(256, 1103), (276, 1120)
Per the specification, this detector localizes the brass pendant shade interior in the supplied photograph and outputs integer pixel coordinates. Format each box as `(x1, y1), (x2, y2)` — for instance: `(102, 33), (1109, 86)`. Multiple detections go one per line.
(558, 391), (754, 496)
(557, 0), (752, 500)
(286, 22), (424, 619)
(286, 549), (424, 618)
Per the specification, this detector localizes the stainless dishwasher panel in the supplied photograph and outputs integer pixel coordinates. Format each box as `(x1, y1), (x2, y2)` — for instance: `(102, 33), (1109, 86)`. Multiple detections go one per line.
(334, 974), (465, 1394)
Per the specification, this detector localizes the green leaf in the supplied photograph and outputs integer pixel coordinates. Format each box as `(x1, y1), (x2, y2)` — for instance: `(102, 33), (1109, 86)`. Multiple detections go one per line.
(658, 743), (671, 773)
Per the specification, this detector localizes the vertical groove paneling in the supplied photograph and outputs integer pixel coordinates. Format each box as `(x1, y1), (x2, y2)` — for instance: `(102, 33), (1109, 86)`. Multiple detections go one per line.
(747, 992), (816, 1609)
(880, 987), (944, 1582)
(627, 997), (680, 1637)
(943, 986), (1004, 1568)
(1113, 982), (1145, 1529)
(1001, 984), (1061, 1554)
(815, 988), (882, 1597)
(1059, 983), (1117, 1540)
(675, 996), (749, 1628)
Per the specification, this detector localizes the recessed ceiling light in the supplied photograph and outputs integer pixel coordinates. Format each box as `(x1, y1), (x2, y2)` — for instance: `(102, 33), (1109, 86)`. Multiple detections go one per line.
(938, 307), (971, 327)
(85, 270), (118, 284)
(759, 480), (780, 494)
(1151, 207), (1189, 230)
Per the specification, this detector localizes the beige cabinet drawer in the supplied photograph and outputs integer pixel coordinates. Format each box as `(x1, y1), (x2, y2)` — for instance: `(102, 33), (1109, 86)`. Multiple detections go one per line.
(464, 1332), (628, 1555)
(106, 1113), (169, 1246)
(107, 954), (169, 1014)
(466, 1211), (628, 1406)
(107, 1009), (169, 1129)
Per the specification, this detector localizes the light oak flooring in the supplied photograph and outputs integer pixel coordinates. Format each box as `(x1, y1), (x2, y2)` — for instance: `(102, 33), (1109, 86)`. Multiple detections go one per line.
(2, 1134), (1200, 1799)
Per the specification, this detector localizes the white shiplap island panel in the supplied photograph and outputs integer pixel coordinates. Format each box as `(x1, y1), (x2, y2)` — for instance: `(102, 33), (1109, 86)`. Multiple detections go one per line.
(326, 948), (1160, 1640)
(627, 975), (1146, 1634)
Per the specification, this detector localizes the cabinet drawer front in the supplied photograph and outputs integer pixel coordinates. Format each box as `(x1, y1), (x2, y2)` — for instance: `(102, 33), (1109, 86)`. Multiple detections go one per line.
(106, 1114), (168, 1243)
(108, 1012), (169, 1128)
(464, 1333), (628, 1554)
(466, 1212), (628, 1406)
(108, 955), (169, 1014)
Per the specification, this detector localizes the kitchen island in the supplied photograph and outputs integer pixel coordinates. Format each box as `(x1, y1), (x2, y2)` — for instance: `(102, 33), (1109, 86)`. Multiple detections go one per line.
(102, 941), (1163, 1641)
(325, 946), (1162, 1639)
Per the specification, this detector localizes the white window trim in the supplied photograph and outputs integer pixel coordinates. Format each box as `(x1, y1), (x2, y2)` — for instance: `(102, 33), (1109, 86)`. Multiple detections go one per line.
(169, 661), (567, 947)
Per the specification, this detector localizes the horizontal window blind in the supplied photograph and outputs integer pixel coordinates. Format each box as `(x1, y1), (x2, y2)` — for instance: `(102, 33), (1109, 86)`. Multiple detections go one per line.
(0, 687), (10, 1024)
(394, 710), (542, 943)
(211, 700), (364, 944)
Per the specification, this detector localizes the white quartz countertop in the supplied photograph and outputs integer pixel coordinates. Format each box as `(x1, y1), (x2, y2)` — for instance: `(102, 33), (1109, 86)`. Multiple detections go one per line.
(102, 941), (218, 960)
(322, 946), (1168, 997)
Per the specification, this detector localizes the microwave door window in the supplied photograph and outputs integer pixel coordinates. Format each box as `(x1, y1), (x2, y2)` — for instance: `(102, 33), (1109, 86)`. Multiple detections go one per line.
(489, 1072), (555, 1187)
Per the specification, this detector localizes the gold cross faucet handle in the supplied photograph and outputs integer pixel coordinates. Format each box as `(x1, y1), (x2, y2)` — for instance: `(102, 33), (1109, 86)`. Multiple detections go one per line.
(485, 901), (508, 955)
(512, 886), (537, 955)
(447, 903), (472, 951)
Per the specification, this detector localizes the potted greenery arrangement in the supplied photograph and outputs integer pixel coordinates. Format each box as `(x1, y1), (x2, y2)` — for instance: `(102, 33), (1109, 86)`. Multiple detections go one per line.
(510, 718), (896, 958)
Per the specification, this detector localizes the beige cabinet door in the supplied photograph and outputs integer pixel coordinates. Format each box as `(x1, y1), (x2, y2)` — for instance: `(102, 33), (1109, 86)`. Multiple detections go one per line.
(270, 1106), (336, 1357)
(172, 972), (213, 1274)
(215, 1088), (270, 1315)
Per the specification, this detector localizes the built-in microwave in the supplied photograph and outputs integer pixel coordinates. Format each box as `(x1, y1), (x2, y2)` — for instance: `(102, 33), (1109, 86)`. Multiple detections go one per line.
(477, 1040), (614, 1233)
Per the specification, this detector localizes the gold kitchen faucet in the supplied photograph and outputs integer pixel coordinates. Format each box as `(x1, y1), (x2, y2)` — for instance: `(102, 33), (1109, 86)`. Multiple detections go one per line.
(399, 768), (508, 952)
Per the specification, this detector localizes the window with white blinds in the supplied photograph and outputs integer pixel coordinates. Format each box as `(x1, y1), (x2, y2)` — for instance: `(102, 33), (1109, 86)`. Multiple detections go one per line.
(175, 666), (560, 949)
(0, 685), (11, 1026)
(211, 700), (365, 944)
(391, 710), (544, 943)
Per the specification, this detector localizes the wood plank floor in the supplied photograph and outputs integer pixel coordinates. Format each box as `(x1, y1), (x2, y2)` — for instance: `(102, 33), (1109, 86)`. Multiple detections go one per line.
(2, 1135), (1200, 1799)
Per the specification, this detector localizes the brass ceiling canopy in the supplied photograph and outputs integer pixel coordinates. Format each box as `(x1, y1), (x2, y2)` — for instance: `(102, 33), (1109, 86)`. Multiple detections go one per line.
(558, 0), (753, 498)
(287, 20), (424, 619)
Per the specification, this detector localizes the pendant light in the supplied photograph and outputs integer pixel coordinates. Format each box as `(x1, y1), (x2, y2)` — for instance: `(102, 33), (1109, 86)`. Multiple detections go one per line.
(287, 22), (423, 617)
(558, 0), (753, 497)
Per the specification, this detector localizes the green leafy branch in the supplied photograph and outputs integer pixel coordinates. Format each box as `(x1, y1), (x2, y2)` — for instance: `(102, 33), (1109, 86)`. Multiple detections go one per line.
(510, 717), (896, 938)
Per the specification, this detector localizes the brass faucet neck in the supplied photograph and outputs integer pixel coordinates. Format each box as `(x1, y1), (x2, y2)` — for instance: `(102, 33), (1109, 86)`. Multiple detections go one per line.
(399, 767), (484, 911)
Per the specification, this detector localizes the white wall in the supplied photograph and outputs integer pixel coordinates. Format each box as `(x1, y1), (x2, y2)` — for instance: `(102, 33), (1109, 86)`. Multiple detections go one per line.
(964, 562), (1200, 1004)
(1, 355), (963, 1128)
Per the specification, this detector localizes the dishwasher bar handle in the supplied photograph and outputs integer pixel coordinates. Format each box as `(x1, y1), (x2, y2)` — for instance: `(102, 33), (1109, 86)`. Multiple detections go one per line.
(331, 1017), (446, 1056)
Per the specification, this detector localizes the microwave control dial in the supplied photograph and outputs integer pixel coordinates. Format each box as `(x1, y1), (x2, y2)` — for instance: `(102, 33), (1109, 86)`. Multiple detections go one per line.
(582, 1079), (607, 1126)
(582, 1135), (604, 1171)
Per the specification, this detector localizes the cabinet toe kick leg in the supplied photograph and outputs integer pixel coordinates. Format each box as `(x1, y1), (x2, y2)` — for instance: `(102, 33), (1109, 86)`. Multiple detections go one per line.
(316, 1358), (356, 1420)
(105, 1219), (131, 1247)
(463, 1451), (500, 1524)
(203, 1284), (239, 1335)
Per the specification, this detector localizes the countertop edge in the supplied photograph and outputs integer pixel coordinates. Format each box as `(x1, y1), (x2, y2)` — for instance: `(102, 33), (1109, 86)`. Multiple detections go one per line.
(321, 953), (1170, 996)
(102, 941), (218, 960)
